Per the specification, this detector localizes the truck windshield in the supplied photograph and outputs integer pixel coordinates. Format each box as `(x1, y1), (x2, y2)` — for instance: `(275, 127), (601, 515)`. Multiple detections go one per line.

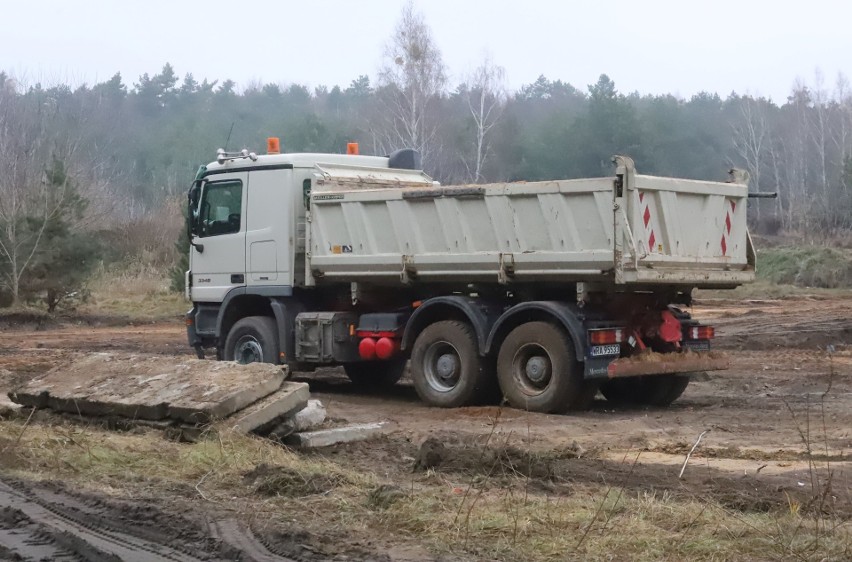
(197, 180), (242, 237)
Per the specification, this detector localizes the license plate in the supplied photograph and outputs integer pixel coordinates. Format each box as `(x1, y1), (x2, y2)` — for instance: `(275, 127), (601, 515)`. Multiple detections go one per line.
(683, 340), (711, 352)
(590, 344), (620, 357)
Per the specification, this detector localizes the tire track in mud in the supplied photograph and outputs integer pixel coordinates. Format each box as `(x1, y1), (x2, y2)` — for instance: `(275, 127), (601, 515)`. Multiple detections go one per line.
(0, 479), (201, 561)
(0, 505), (122, 561)
(207, 518), (295, 562)
(0, 479), (294, 561)
(697, 299), (852, 350)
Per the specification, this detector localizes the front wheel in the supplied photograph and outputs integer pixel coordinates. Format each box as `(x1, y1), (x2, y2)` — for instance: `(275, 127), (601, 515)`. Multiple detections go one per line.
(223, 316), (279, 364)
(497, 322), (597, 413)
(410, 320), (489, 408)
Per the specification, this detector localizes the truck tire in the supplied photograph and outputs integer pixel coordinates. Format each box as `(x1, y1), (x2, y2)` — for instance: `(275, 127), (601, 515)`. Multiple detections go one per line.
(598, 379), (634, 404)
(497, 322), (597, 413)
(600, 375), (690, 407)
(653, 375), (690, 406)
(411, 320), (488, 408)
(223, 316), (279, 365)
(344, 359), (407, 388)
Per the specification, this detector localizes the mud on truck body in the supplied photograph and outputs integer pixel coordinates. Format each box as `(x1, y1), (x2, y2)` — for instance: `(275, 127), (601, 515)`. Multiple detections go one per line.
(185, 141), (755, 413)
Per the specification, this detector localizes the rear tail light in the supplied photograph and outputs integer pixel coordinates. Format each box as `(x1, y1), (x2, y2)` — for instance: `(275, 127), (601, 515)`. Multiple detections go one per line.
(687, 326), (715, 340)
(589, 328), (624, 345)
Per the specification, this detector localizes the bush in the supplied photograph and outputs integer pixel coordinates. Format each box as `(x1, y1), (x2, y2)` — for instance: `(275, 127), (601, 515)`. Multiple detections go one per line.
(757, 246), (852, 288)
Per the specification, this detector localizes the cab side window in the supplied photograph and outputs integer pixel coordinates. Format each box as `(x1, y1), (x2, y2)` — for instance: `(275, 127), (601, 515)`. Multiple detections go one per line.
(198, 180), (242, 237)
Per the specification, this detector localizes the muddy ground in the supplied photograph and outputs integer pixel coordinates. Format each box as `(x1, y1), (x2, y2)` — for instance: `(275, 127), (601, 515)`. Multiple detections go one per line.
(0, 295), (850, 560)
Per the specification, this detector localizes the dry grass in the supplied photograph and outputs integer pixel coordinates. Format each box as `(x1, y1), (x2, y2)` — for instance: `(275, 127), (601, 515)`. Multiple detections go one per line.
(696, 280), (852, 301)
(0, 418), (849, 561)
(59, 196), (187, 320)
(384, 488), (850, 561)
(80, 262), (187, 320)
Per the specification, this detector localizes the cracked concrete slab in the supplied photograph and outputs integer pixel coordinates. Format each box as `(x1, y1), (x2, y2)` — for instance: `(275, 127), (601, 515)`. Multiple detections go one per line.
(9, 353), (286, 423)
(224, 382), (310, 434)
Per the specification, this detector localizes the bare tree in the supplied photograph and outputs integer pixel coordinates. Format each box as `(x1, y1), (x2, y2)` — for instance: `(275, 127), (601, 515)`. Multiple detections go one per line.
(809, 69), (829, 194)
(785, 82), (812, 231)
(0, 83), (87, 305)
(831, 72), (852, 185)
(374, 1), (447, 165)
(732, 96), (769, 225)
(461, 55), (506, 183)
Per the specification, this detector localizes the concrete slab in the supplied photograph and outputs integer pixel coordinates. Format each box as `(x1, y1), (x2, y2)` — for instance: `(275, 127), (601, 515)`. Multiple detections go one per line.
(0, 369), (19, 417)
(284, 422), (386, 448)
(0, 395), (21, 417)
(292, 399), (327, 432)
(224, 382), (310, 434)
(9, 353), (286, 423)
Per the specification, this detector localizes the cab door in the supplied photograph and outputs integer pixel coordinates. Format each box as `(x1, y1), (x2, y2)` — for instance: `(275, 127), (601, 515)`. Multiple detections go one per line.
(245, 168), (296, 288)
(190, 172), (248, 302)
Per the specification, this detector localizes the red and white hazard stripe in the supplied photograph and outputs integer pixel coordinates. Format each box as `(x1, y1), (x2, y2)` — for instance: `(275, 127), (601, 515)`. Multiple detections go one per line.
(639, 191), (657, 253)
(720, 199), (736, 256)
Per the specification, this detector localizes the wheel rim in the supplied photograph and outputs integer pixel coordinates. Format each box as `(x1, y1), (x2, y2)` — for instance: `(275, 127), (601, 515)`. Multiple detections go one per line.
(511, 343), (553, 396)
(234, 335), (263, 364)
(422, 340), (461, 393)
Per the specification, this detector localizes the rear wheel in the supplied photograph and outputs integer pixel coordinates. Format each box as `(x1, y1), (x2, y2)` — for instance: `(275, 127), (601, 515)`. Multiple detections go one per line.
(223, 316), (279, 364)
(344, 359), (408, 388)
(411, 320), (488, 408)
(598, 378), (633, 404)
(497, 322), (597, 413)
(600, 375), (690, 407)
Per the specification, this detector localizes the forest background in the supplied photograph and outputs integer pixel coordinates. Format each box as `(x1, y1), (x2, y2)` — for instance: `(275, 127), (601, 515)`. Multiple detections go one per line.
(2, 4), (851, 312)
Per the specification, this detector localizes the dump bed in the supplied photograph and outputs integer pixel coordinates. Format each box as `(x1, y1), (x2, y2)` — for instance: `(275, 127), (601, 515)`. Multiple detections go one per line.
(305, 156), (755, 288)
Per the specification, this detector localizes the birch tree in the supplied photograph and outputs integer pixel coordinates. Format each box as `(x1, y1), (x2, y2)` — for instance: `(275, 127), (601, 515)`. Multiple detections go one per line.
(732, 96), (769, 225)
(809, 69), (829, 195)
(375, 1), (447, 165)
(461, 56), (506, 183)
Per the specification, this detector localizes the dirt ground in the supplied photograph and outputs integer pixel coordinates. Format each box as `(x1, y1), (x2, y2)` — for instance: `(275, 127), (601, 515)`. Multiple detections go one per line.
(0, 295), (850, 560)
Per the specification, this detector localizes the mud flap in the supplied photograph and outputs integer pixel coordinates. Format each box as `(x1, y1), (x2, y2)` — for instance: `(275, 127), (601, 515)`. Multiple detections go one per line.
(605, 351), (729, 379)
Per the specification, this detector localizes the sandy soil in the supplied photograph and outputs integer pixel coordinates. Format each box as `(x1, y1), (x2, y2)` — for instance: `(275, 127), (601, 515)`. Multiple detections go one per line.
(0, 296), (850, 560)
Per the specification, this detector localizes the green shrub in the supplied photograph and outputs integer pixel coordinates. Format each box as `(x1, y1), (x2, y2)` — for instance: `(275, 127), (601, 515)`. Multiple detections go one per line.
(757, 246), (852, 288)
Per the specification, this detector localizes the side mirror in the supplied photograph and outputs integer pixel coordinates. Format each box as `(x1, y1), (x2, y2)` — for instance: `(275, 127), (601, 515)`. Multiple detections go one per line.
(188, 181), (202, 235)
(187, 181), (204, 253)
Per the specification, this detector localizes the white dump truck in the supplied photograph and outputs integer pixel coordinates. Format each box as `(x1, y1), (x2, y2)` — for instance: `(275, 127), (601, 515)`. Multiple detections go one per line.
(185, 140), (755, 413)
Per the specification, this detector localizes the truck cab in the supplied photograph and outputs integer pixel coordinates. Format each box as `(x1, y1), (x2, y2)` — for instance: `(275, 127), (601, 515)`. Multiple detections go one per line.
(186, 144), (425, 363)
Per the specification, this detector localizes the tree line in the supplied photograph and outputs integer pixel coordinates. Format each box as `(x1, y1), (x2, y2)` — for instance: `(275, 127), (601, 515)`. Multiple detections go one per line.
(1, 3), (850, 308)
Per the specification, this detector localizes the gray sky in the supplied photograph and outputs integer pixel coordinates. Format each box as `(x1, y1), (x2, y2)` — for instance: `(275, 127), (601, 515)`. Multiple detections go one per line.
(3, 0), (850, 101)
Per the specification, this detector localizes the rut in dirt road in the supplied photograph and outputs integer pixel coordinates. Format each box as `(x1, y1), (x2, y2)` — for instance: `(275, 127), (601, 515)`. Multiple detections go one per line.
(0, 478), (295, 562)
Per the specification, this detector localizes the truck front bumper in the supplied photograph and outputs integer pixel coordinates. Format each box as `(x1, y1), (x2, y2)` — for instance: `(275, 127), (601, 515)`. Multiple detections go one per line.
(605, 350), (729, 379)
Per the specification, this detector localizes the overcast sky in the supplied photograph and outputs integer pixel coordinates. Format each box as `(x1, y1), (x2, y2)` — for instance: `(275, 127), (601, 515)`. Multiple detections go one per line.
(3, 0), (850, 101)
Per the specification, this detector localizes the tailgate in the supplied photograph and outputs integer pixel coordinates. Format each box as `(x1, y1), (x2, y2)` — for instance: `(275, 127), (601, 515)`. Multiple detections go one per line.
(614, 156), (755, 287)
